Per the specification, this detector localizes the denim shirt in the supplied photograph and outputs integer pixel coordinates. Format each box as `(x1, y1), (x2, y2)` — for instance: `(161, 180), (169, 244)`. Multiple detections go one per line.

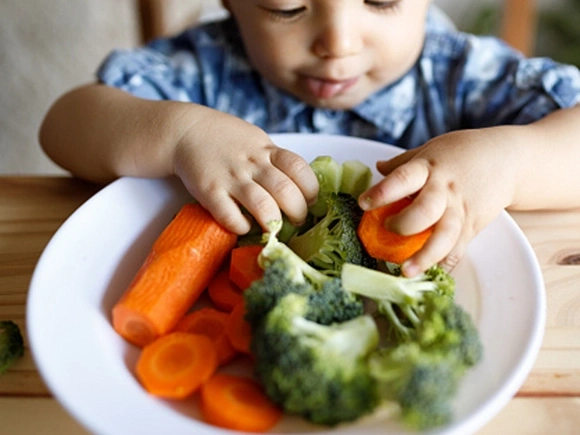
(98, 9), (580, 150)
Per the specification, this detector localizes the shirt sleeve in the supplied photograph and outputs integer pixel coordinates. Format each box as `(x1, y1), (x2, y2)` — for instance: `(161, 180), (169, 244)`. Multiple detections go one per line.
(96, 22), (234, 104)
(459, 36), (580, 126)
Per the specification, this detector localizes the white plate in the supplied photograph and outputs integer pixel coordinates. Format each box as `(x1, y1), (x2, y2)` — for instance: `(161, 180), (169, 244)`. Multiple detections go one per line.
(28, 133), (546, 435)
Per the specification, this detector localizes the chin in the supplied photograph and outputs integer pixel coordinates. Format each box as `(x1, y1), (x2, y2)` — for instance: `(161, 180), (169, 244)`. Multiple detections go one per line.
(300, 93), (366, 111)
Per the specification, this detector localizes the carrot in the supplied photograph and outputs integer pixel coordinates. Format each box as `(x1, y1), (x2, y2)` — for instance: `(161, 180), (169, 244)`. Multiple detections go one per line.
(357, 197), (434, 264)
(174, 307), (238, 366)
(229, 245), (264, 290)
(112, 203), (238, 347)
(200, 373), (282, 432)
(225, 301), (252, 355)
(135, 331), (218, 399)
(207, 268), (244, 312)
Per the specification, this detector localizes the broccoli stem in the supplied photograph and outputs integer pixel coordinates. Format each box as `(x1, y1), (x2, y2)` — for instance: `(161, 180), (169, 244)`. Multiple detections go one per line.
(260, 220), (331, 287)
(341, 263), (437, 304)
(340, 160), (373, 199)
(292, 314), (379, 365)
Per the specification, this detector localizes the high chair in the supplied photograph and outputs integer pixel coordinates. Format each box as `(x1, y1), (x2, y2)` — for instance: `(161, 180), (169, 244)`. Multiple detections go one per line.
(136, 0), (537, 56)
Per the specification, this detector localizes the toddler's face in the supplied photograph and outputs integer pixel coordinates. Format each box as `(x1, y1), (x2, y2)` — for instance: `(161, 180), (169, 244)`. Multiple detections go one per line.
(223, 0), (431, 109)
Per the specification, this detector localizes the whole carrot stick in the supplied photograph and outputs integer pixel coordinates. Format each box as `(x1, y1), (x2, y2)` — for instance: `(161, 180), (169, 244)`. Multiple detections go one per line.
(112, 203), (237, 347)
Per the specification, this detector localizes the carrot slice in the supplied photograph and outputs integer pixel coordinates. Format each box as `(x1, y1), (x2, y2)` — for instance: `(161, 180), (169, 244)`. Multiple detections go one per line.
(207, 268), (244, 312)
(136, 332), (218, 399)
(200, 373), (282, 432)
(112, 203), (238, 347)
(229, 245), (264, 290)
(225, 301), (252, 355)
(357, 197), (434, 264)
(174, 307), (238, 366)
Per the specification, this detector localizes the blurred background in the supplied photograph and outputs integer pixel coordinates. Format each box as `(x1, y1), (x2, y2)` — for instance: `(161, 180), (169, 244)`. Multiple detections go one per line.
(0, 0), (575, 175)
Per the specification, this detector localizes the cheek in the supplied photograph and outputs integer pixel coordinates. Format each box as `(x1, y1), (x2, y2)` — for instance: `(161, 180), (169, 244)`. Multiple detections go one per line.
(371, 25), (425, 81)
(244, 37), (301, 81)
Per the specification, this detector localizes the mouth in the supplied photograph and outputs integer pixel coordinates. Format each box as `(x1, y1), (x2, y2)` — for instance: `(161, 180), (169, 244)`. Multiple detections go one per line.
(303, 76), (359, 99)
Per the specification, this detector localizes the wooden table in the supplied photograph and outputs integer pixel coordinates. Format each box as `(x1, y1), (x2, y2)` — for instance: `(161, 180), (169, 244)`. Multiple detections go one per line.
(1, 176), (579, 434)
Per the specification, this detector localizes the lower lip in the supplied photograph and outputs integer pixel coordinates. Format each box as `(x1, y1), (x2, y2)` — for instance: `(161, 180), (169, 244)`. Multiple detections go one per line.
(304, 76), (359, 99)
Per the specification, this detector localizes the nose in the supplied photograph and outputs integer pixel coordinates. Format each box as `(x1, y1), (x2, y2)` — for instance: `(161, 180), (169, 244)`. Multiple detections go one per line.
(312, 13), (363, 59)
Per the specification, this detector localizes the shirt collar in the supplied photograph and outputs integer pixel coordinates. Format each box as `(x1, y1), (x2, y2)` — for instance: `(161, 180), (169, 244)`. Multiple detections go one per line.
(352, 70), (419, 138)
(261, 79), (309, 130)
(260, 71), (419, 138)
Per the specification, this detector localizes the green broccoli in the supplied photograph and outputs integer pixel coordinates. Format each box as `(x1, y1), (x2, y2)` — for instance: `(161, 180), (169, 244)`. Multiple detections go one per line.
(308, 155), (373, 217)
(341, 262), (456, 342)
(416, 291), (483, 368)
(251, 292), (381, 425)
(287, 192), (376, 275)
(368, 342), (463, 430)
(341, 262), (483, 430)
(0, 320), (24, 374)
(340, 159), (373, 198)
(244, 220), (364, 327)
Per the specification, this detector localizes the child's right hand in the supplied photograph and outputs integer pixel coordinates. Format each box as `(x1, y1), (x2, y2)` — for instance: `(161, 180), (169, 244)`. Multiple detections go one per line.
(172, 109), (319, 235)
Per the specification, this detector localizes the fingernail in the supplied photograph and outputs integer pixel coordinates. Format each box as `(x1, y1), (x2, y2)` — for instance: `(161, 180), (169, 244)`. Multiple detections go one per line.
(359, 196), (372, 210)
(402, 261), (420, 277)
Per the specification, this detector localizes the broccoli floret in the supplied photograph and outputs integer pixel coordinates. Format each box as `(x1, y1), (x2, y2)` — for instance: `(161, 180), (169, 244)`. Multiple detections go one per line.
(417, 292), (483, 368)
(0, 321), (24, 374)
(341, 262), (455, 342)
(341, 262), (483, 430)
(251, 292), (380, 425)
(244, 220), (364, 327)
(287, 192), (376, 275)
(368, 342), (463, 430)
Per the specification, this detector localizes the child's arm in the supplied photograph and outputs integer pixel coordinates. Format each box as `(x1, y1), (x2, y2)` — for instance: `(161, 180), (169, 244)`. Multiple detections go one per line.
(39, 84), (318, 234)
(359, 105), (580, 276)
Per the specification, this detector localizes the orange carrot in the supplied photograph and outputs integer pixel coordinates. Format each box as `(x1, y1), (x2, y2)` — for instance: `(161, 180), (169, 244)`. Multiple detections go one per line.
(135, 331), (218, 399)
(229, 245), (264, 290)
(357, 197), (434, 264)
(200, 373), (282, 432)
(225, 301), (252, 355)
(174, 307), (238, 366)
(112, 203), (238, 347)
(207, 268), (244, 312)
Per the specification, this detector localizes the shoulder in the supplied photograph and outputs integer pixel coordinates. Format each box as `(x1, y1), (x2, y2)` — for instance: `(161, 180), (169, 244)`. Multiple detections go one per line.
(96, 18), (256, 104)
(419, 28), (580, 123)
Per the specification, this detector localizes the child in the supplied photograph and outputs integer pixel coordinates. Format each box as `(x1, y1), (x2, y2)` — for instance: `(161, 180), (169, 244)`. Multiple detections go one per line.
(39, 1), (580, 277)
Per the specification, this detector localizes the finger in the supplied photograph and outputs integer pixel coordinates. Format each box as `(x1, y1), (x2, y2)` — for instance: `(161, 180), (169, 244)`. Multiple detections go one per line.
(375, 148), (420, 175)
(387, 182), (447, 235)
(270, 148), (319, 206)
(196, 189), (254, 235)
(360, 159), (429, 210)
(228, 179), (284, 231)
(252, 166), (309, 226)
(401, 206), (463, 277)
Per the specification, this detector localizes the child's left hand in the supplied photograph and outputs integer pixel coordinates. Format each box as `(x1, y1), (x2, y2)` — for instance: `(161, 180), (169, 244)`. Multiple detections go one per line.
(359, 127), (521, 277)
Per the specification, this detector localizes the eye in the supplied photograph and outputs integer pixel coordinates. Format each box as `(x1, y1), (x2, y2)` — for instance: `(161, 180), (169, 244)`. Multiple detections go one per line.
(262, 6), (306, 20)
(365, 0), (401, 12)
